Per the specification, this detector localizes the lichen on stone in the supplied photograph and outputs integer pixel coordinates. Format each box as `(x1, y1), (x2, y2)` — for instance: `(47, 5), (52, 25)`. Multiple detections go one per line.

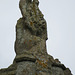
(0, 0), (72, 75)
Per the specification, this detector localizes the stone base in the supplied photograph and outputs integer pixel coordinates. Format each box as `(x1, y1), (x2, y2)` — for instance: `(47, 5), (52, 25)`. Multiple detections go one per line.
(0, 54), (72, 75)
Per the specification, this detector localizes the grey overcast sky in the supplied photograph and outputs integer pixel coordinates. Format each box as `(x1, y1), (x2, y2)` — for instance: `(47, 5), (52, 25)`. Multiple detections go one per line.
(0, 0), (75, 74)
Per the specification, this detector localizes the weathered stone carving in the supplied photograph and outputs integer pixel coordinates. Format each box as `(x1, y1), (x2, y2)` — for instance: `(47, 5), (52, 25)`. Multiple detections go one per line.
(0, 0), (72, 75)
(19, 0), (47, 39)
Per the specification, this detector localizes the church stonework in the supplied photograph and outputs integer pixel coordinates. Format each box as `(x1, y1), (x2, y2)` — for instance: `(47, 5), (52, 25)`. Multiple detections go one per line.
(0, 0), (72, 75)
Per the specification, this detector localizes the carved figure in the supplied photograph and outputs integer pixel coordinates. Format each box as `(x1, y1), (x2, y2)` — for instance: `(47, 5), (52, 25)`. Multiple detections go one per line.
(19, 0), (47, 40)
(0, 0), (72, 75)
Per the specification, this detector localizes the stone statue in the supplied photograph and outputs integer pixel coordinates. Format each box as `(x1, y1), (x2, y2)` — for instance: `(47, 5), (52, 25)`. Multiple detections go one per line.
(0, 0), (72, 75)
(15, 0), (48, 55)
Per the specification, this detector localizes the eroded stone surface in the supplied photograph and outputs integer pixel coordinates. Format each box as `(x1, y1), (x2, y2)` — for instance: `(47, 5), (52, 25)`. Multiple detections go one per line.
(0, 0), (72, 75)
(16, 61), (36, 75)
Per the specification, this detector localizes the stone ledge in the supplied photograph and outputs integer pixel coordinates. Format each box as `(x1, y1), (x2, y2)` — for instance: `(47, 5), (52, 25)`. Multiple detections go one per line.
(52, 63), (66, 70)
(15, 53), (36, 63)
